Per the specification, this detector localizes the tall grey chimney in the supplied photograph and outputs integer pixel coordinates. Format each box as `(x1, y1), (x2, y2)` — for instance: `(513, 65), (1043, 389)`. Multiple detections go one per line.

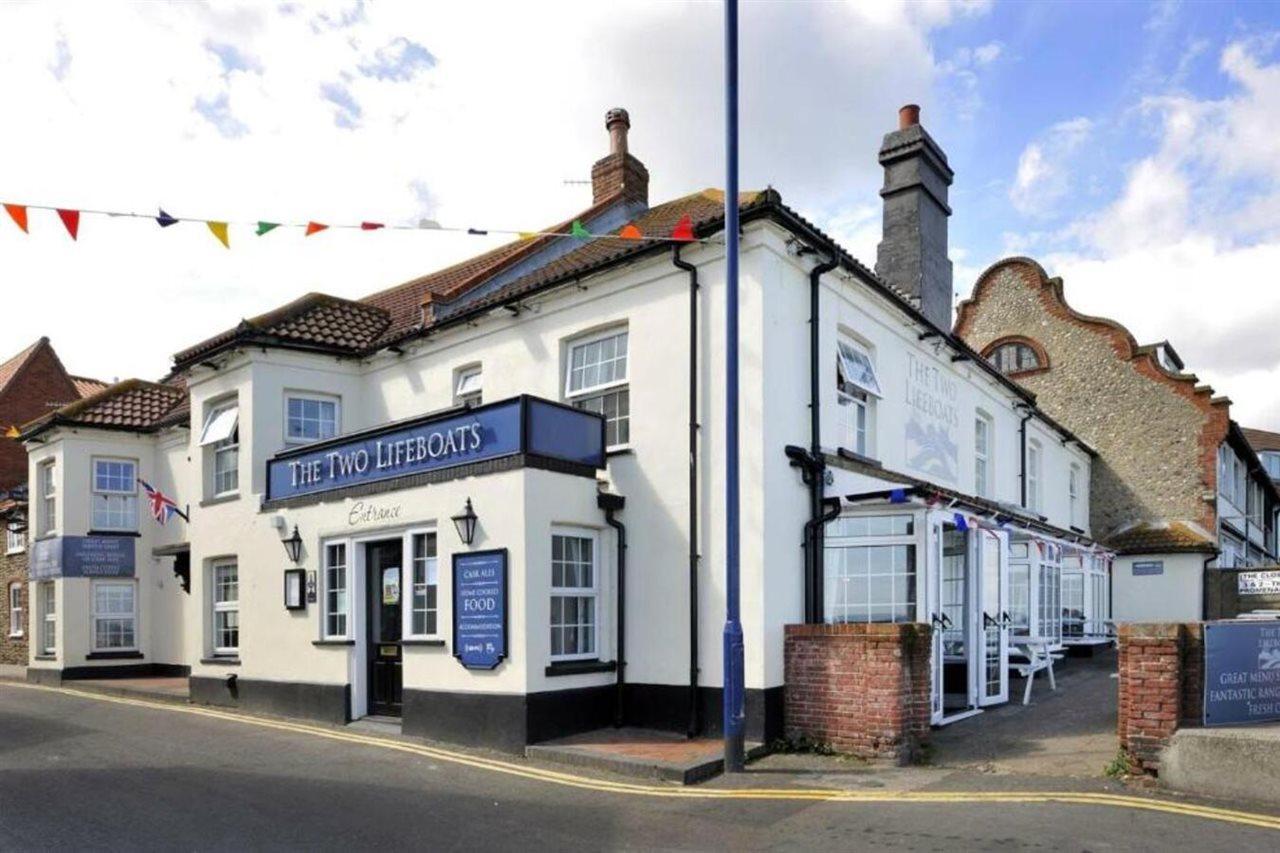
(875, 104), (954, 330)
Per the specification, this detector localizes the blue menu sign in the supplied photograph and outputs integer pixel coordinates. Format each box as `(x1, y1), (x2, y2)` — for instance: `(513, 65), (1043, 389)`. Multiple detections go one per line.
(453, 549), (508, 670)
(29, 536), (136, 579)
(1204, 621), (1280, 726)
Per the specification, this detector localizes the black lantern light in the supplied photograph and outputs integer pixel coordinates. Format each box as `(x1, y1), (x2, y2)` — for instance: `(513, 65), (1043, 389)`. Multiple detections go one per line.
(282, 525), (303, 564)
(451, 498), (478, 546)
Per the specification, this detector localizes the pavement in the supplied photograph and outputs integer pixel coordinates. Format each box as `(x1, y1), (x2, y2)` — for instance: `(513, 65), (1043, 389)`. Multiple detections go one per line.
(4, 679), (1280, 851)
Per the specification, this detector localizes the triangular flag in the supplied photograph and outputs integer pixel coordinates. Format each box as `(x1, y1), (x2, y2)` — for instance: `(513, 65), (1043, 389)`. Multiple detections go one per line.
(889, 488), (908, 504)
(156, 209), (178, 228)
(570, 220), (592, 239)
(305, 221), (328, 236)
(517, 231), (538, 241)
(255, 222), (279, 236)
(4, 425), (20, 439)
(417, 219), (441, 229)
(56, 209), (80, 240)
(671, 214), (694, 242)
(207, 221), (230, 248)
(360, 222), (384, 231)
(953, 513), (969, 532)
(4, 203), (29, 233)
(619, 223), (643, 240)
(467, 227), (488, 235)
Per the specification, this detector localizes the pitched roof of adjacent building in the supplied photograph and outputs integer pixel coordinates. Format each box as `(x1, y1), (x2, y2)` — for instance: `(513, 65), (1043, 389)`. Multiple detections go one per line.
(70, 375), (110, 397)
(1105, 521), (1217, 555)
(1243, 426), (1280, 454)
(0, 339), (47, 395)
(21, 379), (188, 438)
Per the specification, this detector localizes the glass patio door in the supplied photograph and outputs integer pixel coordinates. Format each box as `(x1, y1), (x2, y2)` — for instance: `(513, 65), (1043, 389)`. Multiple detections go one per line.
(925, 514), (945, 725)
(978, 530), (1009, 706)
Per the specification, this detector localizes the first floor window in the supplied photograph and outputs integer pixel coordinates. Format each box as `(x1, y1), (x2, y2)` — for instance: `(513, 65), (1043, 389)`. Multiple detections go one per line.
(201, 403), (240, 496)
(410, 532), (439, 636)
(92, 458), (139, 531)
(836, 338), (881, 456)
(975, 415), (991, 497)
(286, 394), (339, 446)
(212, 560), (239, 654)
(39, 460), (56, 536)
(566, 329), (630, 448)
(836, 388), (868, 455)
(8, 583), (22, 638)
(39, 582), (55, 654)
(454, 367), (483, 408)
(551, 531), (598, 660)
(324, 543), (348, 638)
(92, 581), (137, 650)
(1026, 441), (1042, 512)
(572, 388), (630, 448)
(5, 524), (22, 554)
(1068, 464), (1081, 527)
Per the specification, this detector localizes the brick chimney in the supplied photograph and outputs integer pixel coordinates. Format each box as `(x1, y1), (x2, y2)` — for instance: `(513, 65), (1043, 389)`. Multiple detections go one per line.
(591, 108), (649, 207)
(875, 104), (954, 330)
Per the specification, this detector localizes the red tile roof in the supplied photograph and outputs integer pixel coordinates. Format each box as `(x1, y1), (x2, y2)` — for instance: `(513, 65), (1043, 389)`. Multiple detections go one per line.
(1105, 521), (1216, 555)
(70, 375), (109, 398)
(1243, 427), (1280, 454)
(22, 379), (188, 437)
(0, 339), (45, 394)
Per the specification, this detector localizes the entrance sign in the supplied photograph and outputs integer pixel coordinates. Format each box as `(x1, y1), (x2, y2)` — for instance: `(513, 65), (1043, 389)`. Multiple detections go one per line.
(30, 536), (136, 579)
(266, 396), (605, 502)
(453, 549), (508, 670)
(1204, 621), (1280, 726)
(1239, 571), (1280, 596)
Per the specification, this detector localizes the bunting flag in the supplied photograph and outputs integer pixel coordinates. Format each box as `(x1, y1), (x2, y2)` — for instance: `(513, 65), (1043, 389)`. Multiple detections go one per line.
(156, 208), (179, 228)
(570, 220), (592, 239)
(671, 213), (694, 241)
(517, 231), (537, 240)
(360, 222), (384, 231)
(3, 425), (20, 439)
(467, 227), (488, 235)
(207, 221), (230, 248)
(256, 221), (280, 236)
(4, 203), (28, 233)
(56, 209), (80, 240)
(889, 488), (908, 504)
(305, 221), (328, 237)
(953, 513), (969, 532)
(619, 223), (643, 240)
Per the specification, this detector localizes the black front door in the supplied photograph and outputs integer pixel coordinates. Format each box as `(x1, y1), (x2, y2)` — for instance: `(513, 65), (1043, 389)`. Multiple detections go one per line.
(366, 540), (403, 716)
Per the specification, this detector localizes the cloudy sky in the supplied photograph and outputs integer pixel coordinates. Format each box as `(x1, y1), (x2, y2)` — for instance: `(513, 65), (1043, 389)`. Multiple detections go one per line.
(1, 0), (1278, 428)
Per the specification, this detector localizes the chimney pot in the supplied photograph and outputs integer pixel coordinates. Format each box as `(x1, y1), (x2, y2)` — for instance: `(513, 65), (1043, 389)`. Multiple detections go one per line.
(605, 107), (631, 156)
(898, 104), (920, 130)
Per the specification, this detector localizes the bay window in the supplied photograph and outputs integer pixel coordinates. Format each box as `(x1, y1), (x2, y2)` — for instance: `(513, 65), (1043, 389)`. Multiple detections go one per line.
(200, 401), (239, 497)
(409, 531), (438, 637)
(211, 559), (239, 655)
(565, 329), (629, 448)
(285, 394), (339, 447)
(550, 529), (599, 660)
(836, 338), (881, 456)
(92, 458), (139, 532)
(38, 460), (56, 536)
(92, 580), (137, 651)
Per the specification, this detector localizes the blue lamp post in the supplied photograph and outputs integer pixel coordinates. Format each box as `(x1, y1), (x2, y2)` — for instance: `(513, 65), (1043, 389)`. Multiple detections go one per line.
(722, 0), (746, 773)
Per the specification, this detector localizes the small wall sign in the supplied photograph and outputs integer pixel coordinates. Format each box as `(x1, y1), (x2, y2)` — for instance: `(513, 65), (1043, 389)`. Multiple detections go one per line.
(1132, 560), (1164, 576)
(30, 536), (136, 579)
(1239, 571), (1280, 596)
(1204, 621), (1280, 726)
(453, 549), (508, 670)
(284, 569), (306, 610)
(305, 570), (318, 603)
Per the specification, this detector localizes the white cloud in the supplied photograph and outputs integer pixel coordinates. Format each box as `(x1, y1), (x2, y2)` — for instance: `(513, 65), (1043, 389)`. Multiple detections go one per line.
(972, 41), (1002, 66)
(1008, 117), (1093, 216)
(0, 0), (986, 381)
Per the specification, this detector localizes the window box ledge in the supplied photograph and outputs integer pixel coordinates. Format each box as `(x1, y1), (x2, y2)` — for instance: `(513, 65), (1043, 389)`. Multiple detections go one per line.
(605, 446), (634, 458)
(312, 639), (355, 647)
(86, 651), (144, 660)
(545, 659), (617, 677)
(200, 656), (241, 666)
(86, 530), (142, 538)
(402, 638), (447, 648)
(34, 654), (56, 661)
(200, 493), (241, 508)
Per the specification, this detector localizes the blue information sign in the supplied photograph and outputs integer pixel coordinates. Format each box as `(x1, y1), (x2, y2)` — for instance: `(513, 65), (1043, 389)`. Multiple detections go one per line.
(453, 550), (508, 670)
(1203, 621), (1280, 726)
(29, 536), (136, 579)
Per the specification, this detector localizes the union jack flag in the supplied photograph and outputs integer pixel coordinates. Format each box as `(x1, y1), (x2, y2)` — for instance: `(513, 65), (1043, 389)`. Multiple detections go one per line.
(139, 479), (188, 525)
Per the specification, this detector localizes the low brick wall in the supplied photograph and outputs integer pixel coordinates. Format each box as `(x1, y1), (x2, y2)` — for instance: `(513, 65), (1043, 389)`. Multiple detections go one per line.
(1117, 623), (1204, 775)
(783, 623), (931, 764)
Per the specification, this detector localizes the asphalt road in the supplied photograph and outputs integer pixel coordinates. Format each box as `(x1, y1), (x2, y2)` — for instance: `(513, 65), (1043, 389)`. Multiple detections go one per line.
(1, 682), (1278, 852)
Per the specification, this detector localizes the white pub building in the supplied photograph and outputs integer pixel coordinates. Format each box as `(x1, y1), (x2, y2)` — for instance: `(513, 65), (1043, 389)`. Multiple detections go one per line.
(19, 106), (1109, 748)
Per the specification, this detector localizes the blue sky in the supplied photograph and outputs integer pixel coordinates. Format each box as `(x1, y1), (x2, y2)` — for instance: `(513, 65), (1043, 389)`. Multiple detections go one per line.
(0, 1), (1277, 427)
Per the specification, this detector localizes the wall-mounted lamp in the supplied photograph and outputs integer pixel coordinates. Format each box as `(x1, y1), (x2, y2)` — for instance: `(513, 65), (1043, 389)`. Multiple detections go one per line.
(282, 525), (303, 564)
(451, 498), (478, 546)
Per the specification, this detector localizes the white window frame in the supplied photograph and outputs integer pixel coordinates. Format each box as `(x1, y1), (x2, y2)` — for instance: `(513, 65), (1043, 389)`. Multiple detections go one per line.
(91, 457), (139, 532)
(211, 559), (239, 656)
(1069, 463), (1081, 528)
(8, 582), (22, 638)
(201, 402), (240, 497)
(38, 460), (56, 537)
(406, 528), (440, 639)
(91, 579), (138, 652)
(323, 541), (350, 640)
(454, 366), (483, 408)
(550, 527), (601, 662)
(836, 337), (879, 457)
(39, 581), (55, 655)
(1027, 440), (1042, 513)
(836, 338), (883, 398)
(823, 514), (918, 625)
(564, 327), (630, 449)
(974, 413), (992, 498)
(5, 523), (23, 555)
(284, 392), (340, 447)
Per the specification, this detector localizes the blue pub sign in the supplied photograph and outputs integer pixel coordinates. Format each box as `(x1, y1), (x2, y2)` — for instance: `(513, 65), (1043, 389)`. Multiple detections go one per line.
(453, 550), (508, 670)
(30, 536), (136, 579)
(265, 396), (605, 503)
(1203, 621), (1280, 726)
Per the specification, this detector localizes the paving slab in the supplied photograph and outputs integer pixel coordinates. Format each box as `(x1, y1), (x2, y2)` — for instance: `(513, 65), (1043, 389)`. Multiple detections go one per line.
(527, 727), (767, 784)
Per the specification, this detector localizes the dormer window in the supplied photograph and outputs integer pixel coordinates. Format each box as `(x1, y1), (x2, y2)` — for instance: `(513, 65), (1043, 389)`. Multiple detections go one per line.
(985, 339), (1045, 376)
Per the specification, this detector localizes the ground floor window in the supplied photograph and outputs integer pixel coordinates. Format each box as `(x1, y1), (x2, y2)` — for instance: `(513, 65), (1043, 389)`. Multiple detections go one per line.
(409, 531), (438, 637)
(8, 582), (23, 638)
(1062, 571), (1084, 638)
(212, 560), (239, 655)
(824, 514), (916, 624)
(92, 580), (137, 651)
(39, 582), (55, 654)
(1009, 543), (1031, 632)
(550, 529), (598, 660)
(324, 542), (349, 639)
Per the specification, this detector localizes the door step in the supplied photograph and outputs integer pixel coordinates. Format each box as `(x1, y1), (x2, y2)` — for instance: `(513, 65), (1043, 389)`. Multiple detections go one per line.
(347, 715), (402, 736)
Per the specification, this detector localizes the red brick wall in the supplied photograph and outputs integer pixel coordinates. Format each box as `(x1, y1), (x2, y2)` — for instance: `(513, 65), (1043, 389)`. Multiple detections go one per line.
(1117, 623), (1202, 775)
(784, 623), (931, 764)
(0, 341), (81, 489)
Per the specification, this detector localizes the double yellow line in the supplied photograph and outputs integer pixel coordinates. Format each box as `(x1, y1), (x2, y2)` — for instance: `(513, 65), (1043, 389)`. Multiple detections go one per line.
(5, 680), (1280, 831)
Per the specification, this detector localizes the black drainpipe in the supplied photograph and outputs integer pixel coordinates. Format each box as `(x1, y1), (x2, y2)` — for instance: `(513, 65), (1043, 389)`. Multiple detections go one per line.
(804, 251), (839, 622)
(671, 245), (701, 737)
(1017, 405), (1033, 507)
(599, 492), (626, 727)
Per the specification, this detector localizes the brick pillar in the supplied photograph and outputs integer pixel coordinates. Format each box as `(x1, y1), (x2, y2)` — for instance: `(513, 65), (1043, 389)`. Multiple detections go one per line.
(784, 623), (931, 764)
(1117, 623), (1187, 774)
(1181, 623), (1204, 726)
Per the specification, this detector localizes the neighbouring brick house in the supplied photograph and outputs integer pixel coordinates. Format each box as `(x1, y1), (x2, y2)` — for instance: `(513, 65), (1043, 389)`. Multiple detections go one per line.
(955, 257), (1280, 622)
(0, 338), (104, 663)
